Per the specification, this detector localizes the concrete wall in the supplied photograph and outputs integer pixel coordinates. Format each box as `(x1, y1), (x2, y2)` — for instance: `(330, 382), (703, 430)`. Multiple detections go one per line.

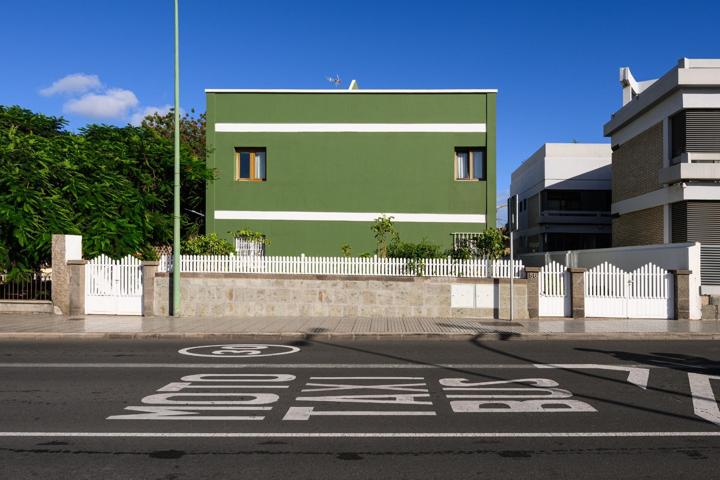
(0, 301), (54, 314)
(511, 143), (612, 201)
(153, 273), (528, 319)
(206, 91), (496, 255)
(521, 242), (702, 319)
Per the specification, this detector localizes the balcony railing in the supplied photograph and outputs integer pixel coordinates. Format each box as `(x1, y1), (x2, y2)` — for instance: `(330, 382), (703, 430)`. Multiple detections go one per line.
(540, 210), (611, 217)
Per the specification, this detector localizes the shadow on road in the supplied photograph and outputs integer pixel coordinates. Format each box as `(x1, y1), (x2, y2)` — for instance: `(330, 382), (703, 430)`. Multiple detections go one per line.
(282, 325), (717, 426)
(574, 347), (720, 373)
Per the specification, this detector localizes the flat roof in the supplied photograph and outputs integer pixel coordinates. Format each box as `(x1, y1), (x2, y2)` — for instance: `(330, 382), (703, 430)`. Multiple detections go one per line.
(604, 58), (720, 136)
(205, 88), (498, 94)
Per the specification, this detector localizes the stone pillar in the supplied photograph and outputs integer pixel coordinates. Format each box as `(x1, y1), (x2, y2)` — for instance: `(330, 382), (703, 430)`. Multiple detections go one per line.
(671, 269), (691, 320)
(142, 261), (159, 316)
(525, 267), (541, 319)
(51, 234), (82, 315)
(568, 268), (586, 319)
(67, 259), (86, 317)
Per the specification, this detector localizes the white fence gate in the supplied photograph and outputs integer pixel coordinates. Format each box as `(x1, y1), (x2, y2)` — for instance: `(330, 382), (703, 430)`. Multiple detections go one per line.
(539, 261), (570, 317)
(85, 255), (143, 315)
(584, 262), (673, 319)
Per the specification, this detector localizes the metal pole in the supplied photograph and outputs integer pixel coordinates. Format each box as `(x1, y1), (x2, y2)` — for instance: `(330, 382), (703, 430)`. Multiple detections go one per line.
(509, 230), (514, 321)
(172, 0), (181, 316)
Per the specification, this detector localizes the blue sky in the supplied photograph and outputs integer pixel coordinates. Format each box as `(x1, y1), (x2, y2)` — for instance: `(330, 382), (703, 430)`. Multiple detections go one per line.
(3, 0), (719, 222)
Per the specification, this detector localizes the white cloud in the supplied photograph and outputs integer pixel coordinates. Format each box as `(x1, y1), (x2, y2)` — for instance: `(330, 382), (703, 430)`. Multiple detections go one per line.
(129, 105), (173, 126)
(63, 88), (139, 119)
(42, 73), (172, 123)
(40, 73), (102, 96)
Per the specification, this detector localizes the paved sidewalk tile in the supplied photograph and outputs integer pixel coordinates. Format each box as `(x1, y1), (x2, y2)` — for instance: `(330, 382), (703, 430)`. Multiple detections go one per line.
(0, 313), (719, 340)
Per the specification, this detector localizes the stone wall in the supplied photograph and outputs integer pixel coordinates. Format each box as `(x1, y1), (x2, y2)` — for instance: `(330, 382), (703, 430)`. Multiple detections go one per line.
(50, 234), (83, 315)
(153, 273), (528, 319)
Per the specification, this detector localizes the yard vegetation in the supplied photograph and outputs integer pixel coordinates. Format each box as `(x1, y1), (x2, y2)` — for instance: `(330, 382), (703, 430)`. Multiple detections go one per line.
(0, 106), (213, 278)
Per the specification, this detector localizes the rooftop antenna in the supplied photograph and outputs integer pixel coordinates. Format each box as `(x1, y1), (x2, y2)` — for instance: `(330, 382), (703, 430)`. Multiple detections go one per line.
(325, 74), (342, 88)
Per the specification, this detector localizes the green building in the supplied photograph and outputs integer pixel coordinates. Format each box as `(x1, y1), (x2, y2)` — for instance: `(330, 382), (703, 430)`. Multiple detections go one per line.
(205, 87), (496, 255)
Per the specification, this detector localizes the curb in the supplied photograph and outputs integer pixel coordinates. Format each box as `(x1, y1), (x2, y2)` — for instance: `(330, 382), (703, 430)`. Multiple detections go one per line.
(0, 332), (719, 341)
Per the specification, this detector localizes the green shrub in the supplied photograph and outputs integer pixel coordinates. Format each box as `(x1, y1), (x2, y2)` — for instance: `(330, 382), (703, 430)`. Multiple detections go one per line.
(387, 239), (443, 259)
(181, 233), (234, 255)
(473, 228), (506, 259)
(137, 245), (160, 261)
(228, 228), (269, 245)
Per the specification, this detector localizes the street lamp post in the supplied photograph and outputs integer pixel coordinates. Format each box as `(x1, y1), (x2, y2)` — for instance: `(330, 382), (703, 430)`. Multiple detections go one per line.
(172, 0), (181, 316)
(507, 195), (519, 322)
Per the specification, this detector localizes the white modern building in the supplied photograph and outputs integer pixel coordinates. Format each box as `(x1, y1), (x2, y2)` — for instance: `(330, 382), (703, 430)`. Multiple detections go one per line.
(510, 143), (612, 254)
(603, 58), (720, 291)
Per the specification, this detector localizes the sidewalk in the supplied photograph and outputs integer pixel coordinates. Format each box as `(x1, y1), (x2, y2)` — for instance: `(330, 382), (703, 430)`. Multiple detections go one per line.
(1, 314), (720, 340)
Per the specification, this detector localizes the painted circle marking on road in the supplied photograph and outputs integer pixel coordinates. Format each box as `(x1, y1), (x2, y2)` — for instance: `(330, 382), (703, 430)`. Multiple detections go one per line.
(178, 344), (301, 358)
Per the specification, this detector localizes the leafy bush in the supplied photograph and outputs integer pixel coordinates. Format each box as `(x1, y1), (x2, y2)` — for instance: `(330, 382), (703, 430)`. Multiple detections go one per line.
(387, 239), (445, 276)
(229, 228), (269, 245)
(387, 239), (443, 259)
(340, 243), (352, 257)
(444, 242), (473, 260)
(473, 228), (506, 259)
(181, 233), (234, 255)
(137, 245), (160, 261)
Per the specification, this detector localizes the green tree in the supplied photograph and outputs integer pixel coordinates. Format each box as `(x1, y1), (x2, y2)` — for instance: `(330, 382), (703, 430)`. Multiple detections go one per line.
(473, 227), (507, 259)
(0, 106), (213, 276)
(370, 215), (399, 258)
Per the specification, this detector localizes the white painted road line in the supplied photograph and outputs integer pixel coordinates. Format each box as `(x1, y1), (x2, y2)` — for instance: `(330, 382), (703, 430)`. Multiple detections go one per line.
(0, 363), (690, 370)
(533, 364), (650, 389)
(688, 373), (720, 426)
(1, 431), (720, 438)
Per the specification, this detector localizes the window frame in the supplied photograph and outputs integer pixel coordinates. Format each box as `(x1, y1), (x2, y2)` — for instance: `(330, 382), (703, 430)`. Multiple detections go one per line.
(454, 147), (486, 181)
(234, 148), (267, 182)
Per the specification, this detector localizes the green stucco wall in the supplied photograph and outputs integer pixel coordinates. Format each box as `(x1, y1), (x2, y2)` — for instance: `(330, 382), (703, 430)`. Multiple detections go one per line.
(206, 91), (496, 255)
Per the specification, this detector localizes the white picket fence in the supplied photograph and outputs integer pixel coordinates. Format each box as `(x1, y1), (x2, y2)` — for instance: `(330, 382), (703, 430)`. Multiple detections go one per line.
(85, 254), (143, 315)
(159, 255), (524, 278)
(539, 261), (570, 317)
(584, 262), (673, 319)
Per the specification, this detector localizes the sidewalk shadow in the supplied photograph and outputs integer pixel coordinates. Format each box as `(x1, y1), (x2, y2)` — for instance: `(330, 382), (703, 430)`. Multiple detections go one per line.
(288, 327), (328, 347)
(436, 322), (520, 341)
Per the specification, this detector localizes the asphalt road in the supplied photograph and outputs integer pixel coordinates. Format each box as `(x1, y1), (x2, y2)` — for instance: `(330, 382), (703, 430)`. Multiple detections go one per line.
(1, 338), (720, 479)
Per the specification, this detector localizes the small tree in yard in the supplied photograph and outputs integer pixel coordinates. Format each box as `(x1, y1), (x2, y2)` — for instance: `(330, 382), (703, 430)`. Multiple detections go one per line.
(473, 227), (506, 260)
(371, 215), (399, 258)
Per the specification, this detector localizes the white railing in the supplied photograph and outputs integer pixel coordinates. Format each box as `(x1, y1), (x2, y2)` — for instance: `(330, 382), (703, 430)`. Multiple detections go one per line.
(451, 232), (482, 249)
(158, 255), (524, 278)
(234, 238), (265, 257)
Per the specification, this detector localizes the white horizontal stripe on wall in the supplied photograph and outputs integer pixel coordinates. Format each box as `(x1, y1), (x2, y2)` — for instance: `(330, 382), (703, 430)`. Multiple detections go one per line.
(215, 211), (486, 224)
(215, 123), (486, 133)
